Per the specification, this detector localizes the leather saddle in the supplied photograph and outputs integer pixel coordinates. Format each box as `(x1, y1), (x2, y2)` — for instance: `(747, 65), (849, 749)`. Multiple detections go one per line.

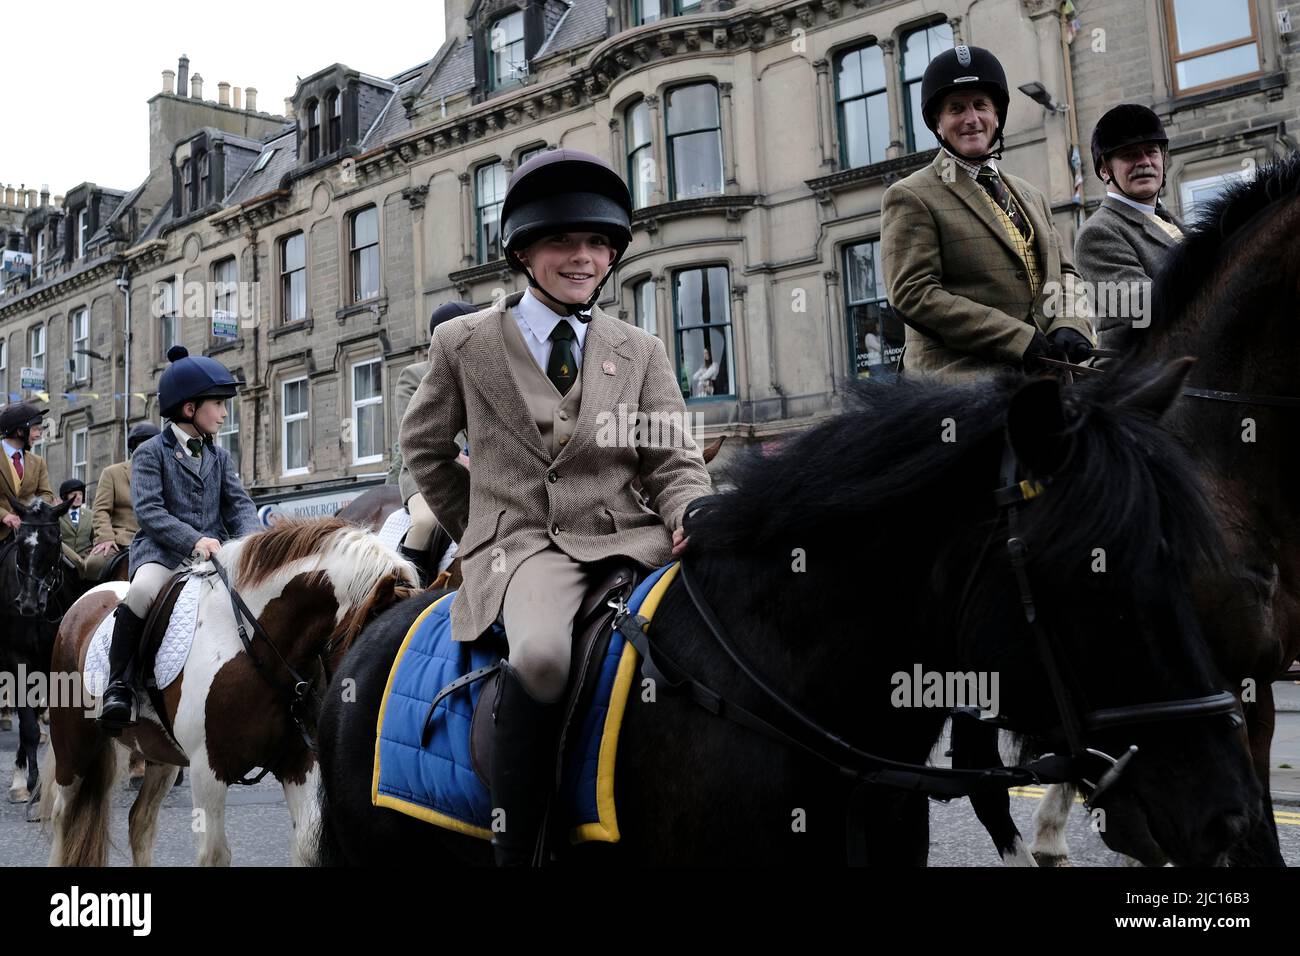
(130, 570), (194, 742)
(93, 548), (129, 584)
(466, 561), (641, 786)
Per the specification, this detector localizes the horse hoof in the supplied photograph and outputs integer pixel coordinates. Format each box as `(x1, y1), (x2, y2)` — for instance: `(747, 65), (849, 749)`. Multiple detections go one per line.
(8, 786), (29, 804)
(0, 716), (11, 731)
(1033, 852), (1071, 867)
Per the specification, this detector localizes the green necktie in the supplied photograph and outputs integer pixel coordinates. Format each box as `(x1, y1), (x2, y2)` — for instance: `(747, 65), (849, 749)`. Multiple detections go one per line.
(186, 437), (203, 458)
(547, 321), (578, 396)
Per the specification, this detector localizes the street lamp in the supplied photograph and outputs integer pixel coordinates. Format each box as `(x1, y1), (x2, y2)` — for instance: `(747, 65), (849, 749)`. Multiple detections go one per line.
(1019, 81), (1069, 114)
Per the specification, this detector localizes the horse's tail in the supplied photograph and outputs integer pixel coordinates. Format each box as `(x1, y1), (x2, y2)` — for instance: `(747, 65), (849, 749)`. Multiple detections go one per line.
(42, 734), (119, 867)
(314, 771), (346, 866)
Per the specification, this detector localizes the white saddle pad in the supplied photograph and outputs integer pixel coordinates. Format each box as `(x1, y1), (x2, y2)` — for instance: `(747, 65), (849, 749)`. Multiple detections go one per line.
(376, 507), (413, 553)
(377, 506), (459, 574)
(84, 575), (203, 698)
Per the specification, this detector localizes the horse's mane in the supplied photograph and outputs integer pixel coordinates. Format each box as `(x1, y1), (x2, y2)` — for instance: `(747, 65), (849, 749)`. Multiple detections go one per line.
(685, 368), (1221, 586)
(1148, 153), (1300, 338)
(234, 517), (352, 588)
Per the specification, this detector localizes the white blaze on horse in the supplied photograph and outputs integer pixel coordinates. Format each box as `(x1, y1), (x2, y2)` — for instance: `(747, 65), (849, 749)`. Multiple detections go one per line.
(39, 517), (416, 866)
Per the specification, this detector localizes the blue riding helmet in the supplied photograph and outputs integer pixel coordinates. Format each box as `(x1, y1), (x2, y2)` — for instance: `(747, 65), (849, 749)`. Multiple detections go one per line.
(158, 346), (241, 421)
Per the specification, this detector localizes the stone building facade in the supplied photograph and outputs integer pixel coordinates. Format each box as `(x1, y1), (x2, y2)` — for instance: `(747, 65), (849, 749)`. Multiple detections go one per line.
(1, 0), (1297, 512)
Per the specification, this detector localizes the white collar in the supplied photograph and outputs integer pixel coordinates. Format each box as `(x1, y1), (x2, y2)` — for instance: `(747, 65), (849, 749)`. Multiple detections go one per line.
(2, 439), (21, 459)
(1106, 190), (1158, 215)
(171, 423), (203, 455)
(515, 288), (588, 351)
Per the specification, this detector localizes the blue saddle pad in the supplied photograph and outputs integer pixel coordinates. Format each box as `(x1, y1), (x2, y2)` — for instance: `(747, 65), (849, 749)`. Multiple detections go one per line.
(372, 563), (678, 844)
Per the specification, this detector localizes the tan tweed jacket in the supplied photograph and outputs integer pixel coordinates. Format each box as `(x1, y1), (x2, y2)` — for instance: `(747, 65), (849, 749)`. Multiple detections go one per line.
(400, 291), (713, 643)
(91, 460), (139, 547)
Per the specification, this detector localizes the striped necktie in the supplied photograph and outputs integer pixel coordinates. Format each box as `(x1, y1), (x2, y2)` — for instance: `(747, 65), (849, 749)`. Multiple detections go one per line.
(976, 166), (1031, 241)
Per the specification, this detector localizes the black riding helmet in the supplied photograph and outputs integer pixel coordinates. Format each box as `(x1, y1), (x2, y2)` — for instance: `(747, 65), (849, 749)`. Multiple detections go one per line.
(0, 401), (46, 442)
(500, 148), (634, 321)
(1091, 103), (1169, 192)
(158, 346), (241, 423)
(920, 45), (1011, 162)
(127, 422), (161, 454)
(59, 478), (86, 501)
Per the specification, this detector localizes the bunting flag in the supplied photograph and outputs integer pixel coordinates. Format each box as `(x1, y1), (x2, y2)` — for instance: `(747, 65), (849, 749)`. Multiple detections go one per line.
(1062, 1), (1081, 43)
(7, 390), (151, 402)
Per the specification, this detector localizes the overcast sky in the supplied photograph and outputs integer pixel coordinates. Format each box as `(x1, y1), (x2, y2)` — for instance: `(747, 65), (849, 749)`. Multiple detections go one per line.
(2, 0), (447, 199)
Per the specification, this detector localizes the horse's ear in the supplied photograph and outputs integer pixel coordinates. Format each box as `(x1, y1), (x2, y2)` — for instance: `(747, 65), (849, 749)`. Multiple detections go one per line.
(52, 497), (74, 518)
(1007, 376), (1073, 477)
(5, 493), (26, 517)
(1117, 357), (1195, 420)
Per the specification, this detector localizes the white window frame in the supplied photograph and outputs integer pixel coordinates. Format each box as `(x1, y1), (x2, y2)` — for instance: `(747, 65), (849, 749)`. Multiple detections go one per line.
(0, 337), (6, 372)
(35, 231), (45, 279)
(158, 279), (180, 358)
(71, 427), (88, 483)
(1179, 165), (1254, 223)
(29, 324), (45, 370)
(76, 208), (89, 259)
(350, 359), (384, 465)
(216, 397), (240, 465)
(281, 377), (310, 476)
(71, 308), (89, 382)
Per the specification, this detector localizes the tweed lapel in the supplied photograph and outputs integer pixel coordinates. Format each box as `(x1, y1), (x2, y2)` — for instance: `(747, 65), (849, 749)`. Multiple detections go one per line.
(458, 292), (551, 463)
(1101, 196), (1182, 249)
(197, 438), (215, 481)
(0, 450), (17, 500)
(551, 308), (635, 468)
(162, 427), (204, 484)
(933, 152), (1024, 263)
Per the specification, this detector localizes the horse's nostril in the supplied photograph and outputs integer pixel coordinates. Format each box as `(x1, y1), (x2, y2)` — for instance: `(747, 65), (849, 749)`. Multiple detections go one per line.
(1205, 810), (1250, 850)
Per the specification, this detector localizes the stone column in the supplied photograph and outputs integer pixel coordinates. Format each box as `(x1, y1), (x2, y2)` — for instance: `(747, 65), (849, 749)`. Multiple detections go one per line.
(719, 82), (738, 193)
(645, 94), (667, 205)
(879, 39), (906, 160)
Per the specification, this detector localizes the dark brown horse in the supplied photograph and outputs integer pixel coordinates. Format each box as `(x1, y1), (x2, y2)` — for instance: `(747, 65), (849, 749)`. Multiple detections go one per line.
(39, 518), (415, 866)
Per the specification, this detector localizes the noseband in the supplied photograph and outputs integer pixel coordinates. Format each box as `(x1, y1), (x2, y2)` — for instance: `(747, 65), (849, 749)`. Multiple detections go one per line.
(1, 519), (67, 620)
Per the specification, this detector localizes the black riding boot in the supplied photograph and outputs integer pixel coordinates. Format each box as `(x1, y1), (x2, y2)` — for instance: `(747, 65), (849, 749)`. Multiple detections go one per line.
(489, 661), (563, 867)
(98, 605), (145, 732)
(398, 543), (432, 588)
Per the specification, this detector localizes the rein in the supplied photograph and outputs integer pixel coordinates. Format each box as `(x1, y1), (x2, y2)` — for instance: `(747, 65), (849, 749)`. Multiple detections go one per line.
(616, 434), (1242, 822)
(1047, 351), (1300, 410)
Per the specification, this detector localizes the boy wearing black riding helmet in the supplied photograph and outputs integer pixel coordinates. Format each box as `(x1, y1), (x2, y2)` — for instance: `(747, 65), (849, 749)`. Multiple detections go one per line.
(401, 148), (713, 865)
(98, 347), (259, 730)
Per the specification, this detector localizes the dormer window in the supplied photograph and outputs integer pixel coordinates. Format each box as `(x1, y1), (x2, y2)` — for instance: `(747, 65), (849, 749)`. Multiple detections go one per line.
(327, 91), (342, 153)
(489, 11), (526, 90)
(307, 100), (321, 160)
(76, 208), (89, 259)
(181, 159), (193, 214)
(198, 151), (210, 207)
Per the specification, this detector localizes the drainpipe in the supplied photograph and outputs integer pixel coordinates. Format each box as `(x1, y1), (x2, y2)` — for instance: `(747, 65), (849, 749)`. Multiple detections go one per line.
(1059, 9), (1085, 230)
(116, 264), (131, 459)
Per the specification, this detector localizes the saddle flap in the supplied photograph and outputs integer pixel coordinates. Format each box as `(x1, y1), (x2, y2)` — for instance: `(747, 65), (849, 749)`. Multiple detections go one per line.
(468, 562), (641, 787)
(140, 571), (192, 687)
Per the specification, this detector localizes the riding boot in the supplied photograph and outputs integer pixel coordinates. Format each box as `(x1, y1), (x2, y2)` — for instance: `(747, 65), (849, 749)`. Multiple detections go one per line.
(398, 543), (432, 588)
(98, 605), (145, 732)
(489, 661), (563, 867)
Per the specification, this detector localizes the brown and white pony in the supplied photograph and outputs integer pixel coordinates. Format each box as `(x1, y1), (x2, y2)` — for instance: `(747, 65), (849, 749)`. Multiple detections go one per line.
(38, 517), (416, 866)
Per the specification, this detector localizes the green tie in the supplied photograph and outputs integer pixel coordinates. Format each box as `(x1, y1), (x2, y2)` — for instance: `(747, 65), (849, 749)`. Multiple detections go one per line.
(547, 321), (578, 396)
(186, 437), (203, 458)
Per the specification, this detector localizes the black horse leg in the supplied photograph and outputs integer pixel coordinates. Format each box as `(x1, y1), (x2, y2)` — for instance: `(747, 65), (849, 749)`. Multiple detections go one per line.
(950, 712), (1033, 865)
(18, 705), (40, 794)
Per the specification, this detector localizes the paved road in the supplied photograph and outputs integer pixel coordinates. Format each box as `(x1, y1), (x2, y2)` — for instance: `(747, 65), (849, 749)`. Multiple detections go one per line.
(3, 687), (1298, 866)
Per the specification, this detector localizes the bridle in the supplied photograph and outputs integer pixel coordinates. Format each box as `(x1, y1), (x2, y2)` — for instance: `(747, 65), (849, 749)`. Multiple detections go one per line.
(614, 431), (1242, 816)
(1, 518), (67, 622)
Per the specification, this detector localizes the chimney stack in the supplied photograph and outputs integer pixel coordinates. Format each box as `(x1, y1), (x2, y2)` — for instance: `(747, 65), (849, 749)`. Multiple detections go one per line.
(40, 185), (49, 207)
(284, 96), (293, 119)
(218, 81), (230, 106)
(246, 87), (258, 112)
(177, 54), (190, 97)
(162, 69), (175, 95)
(233, 86), (242, 110)
(191, 73), (204, 100)
(3, 186), (13, 206)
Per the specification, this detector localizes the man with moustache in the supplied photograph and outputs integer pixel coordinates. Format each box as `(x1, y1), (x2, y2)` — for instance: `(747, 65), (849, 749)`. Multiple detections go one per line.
(1075, 104), (1185, 352)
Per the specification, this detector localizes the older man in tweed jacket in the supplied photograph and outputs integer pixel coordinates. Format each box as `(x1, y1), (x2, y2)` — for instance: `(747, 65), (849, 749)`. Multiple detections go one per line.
(882, 45), (1094, 382)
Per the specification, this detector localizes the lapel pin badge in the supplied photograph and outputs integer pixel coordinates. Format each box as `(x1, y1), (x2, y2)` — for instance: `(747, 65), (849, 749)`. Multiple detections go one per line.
(602, 360), (617, 376)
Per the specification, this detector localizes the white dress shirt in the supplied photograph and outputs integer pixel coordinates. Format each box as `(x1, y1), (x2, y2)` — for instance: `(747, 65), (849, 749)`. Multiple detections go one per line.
(1105, 190), (1157, 215)
(512, 288), (588, 374)
(171, 423), (202, 457)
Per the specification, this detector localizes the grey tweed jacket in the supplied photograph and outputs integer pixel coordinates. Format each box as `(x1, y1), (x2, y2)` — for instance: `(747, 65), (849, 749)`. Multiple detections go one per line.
(1074, 196), (1184, 350)
(128, 426), (260, 577)
(400, 291), (714, 643)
